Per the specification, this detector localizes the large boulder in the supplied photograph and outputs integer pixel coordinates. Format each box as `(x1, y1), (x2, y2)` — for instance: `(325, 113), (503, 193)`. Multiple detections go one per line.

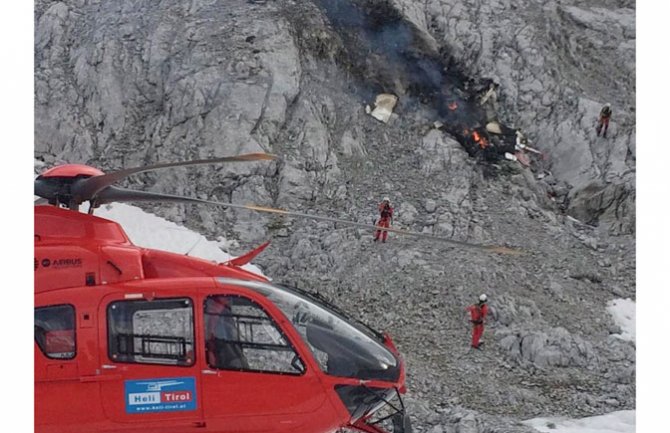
(499, 327), (597, 369)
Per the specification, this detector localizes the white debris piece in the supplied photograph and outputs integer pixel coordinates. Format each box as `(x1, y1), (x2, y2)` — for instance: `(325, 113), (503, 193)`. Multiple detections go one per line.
(480, 85), (497, 106)
(369, 93), (398, 123)
(486, 121), (502, 134)
(504, 152), (517, 161)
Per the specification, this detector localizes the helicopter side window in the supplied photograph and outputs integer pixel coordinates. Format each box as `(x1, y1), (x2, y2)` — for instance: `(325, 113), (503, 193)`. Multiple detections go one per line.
(107, 298), (195, 366)
(35, 304), (76, 360)
(204, 295), (305, 375)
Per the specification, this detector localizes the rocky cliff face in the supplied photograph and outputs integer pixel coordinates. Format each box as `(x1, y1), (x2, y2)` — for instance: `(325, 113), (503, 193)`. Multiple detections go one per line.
(35, 0), (635, 431)
(389, 0), (636, 237)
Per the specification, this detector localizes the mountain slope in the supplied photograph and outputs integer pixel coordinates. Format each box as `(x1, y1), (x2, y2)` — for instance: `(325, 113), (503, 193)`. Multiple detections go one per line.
(34, 1), (635, 431)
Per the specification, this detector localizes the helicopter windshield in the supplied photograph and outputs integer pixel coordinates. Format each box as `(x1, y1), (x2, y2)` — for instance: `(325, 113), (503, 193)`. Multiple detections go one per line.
(218, 278), (399, 382)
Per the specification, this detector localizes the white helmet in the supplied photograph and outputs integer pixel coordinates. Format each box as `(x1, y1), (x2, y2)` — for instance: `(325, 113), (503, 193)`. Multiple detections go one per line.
(479, 294), (488, 303)
(383, 196), (390, 203)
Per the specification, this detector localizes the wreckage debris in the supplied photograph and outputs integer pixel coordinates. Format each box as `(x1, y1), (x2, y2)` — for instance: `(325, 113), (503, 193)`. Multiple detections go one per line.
(479, 83), (497, 106)
(449, 123), (544, 168)
(486, 121), (502, 135)
(366, 93), (398, 124)
(515, 152), (531, 167)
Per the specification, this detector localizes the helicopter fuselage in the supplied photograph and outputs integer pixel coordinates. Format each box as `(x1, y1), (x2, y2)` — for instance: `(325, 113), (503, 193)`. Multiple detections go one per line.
(35, 206), (408, 433)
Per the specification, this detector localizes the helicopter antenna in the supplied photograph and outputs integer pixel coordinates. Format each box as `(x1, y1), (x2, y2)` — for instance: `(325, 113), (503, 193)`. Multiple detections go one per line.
(184, 236), (203, 256)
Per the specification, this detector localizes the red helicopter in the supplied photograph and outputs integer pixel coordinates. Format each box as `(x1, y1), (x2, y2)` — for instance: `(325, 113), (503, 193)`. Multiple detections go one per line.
(34, 153), (518, 433)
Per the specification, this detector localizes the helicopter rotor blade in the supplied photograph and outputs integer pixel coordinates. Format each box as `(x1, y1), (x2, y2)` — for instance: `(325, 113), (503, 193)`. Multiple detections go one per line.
(94, 186), (216, 205)
(241, 204), (522, 255)
(73, 153), (278, 204)
(94, 187), (522, 255)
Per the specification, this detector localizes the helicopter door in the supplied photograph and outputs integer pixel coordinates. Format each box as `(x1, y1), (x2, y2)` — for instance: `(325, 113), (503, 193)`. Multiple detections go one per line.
(200, 294), (329, 432)
(97, 294), (205, 431)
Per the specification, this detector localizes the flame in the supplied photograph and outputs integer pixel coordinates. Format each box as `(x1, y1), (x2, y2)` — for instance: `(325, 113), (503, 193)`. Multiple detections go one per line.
(472, 131), (489, 149)
(448, 102), (458, 111)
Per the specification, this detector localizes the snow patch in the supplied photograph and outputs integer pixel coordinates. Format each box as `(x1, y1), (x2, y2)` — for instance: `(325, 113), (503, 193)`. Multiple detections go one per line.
(94, 203), (264, 276)
(607, 298), (635, 342)
(523, 410), (635, 433)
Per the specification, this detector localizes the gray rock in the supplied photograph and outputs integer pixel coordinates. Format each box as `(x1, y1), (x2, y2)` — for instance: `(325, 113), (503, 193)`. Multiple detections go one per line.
(397, 202), (419, 226)
(548, 280), (564, 299)
(499, 327), (596, 369)
(425, 198), (437, 213)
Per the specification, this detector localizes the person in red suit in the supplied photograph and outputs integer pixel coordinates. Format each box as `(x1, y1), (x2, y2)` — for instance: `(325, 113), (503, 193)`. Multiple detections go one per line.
(596, 103), (612, 138)
(374, 197), (394, 243)
(467, 294), (489, 349)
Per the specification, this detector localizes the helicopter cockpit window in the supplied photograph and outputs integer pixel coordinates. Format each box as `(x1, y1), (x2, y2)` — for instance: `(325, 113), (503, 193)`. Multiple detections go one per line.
(240, 281), (400, 382)
(107, 298), (195, 366)
(35, 304), (76, 360)
(204, 295), (305, 375)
